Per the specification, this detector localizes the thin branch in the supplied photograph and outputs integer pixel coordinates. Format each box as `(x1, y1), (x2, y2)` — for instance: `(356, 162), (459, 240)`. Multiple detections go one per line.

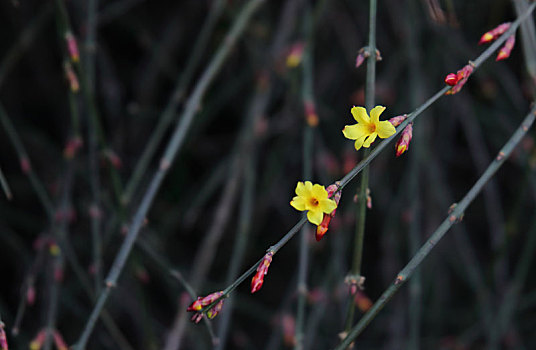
(85, 0), (103, 295)
(345, 0), (377, 332)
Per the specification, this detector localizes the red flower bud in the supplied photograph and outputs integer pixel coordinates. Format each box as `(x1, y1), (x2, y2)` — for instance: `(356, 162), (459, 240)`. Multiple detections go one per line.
(0, 323), (8, 350)
(26, 285), (36, 305)
(30, 330), (46, 350)
(191, 313), (203, 324)
(206, 299), (224, 319)
(315, 183), (341, 241)
(53, 331), (68, 350)
(65, 32), (80, 62)
(315, 215), (332, 242)
(355, 51), (366, 68)
(304, 100), (319, 127)
(354, 290), (373, 312)
(187, 291), (223, 312)
(444, 73), (459, 86)
(20, 157), (31, 174)
(187, 291), (226, 323)
(63, 136), (83, 159)
(103, 149), (122, 169)
(395, 123), (413, 157)
(251, 252), (274, 293)
(286, 42), (305, 68)
(63, 61), (79, 92)
(496, 35), (516, 61)
(281, 314), (296, 347)
(446, 64), (474, 95)
(479, 22), (511, 45)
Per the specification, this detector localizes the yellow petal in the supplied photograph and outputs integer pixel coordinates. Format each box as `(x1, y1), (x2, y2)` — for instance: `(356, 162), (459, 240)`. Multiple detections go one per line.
(354, 135), (367, 151)
(319, 198), (337, 214)
(307, 210), (324, 225)
(290, 196), (307, 211)
(343, 124), (369, 140)
(377, 120), (396, 138)
(311, 184), (328, 200)
(351, 106), (370, 124)
(295, 181), (306, 196)
(370, 105), (386, 124)
(304, 181), (313, 193)
(363, 132), (378, 148)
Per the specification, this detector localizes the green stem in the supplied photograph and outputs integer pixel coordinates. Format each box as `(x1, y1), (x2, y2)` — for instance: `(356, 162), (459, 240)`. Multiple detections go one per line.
(336, 105), (536, 350)
(345, 0), (376, 330)
(345, 152), (370, 331)
(73, 1), (266, 348)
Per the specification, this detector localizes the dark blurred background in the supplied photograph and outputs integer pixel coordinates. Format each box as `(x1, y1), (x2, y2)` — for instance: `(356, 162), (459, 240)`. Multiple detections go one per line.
(1, 0), (536, 349)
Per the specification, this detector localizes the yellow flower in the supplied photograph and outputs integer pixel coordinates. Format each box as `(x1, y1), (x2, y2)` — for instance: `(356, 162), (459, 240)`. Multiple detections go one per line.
(342, 106), (396, 151)
(290, 181), (337, 225)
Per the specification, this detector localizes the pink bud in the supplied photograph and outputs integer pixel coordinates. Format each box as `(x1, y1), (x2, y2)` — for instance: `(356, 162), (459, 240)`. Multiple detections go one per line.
(286, 42), (305, 68)
(65, 32), (80, 62)
(315, 183), (341, 241)
(0, 323), (8, 350)
(206, 299), (224, 319)
(30, 330), (46, 350)
(388, 115), (408, 127)
(446, 64), (474, 95)
(479, 22), (511, 45)
(52, 331), (68, 350)
(444, 73), (459, 86)
(251, 252), (274, 293)
(63, 62), (79, 92)
(103, 149), (122, 169)
(89, 204), (102, 219)
(20, 157), (31, 174)
(395, 123), (413, 157)
(355, 52), (365, 68)
(496, 35), (516, 61)
(54, 265), (64, 282)
(26, 285), (36, 305)
(191, 313), (203, 324)
(187, 291), (223, 312)
(304, 100), (318, 127)
(281, 314), (296, 347)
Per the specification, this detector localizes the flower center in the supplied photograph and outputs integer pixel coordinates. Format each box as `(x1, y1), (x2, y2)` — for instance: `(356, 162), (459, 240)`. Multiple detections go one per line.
(367, 123), (376, 133)
(310, 197), (319, 207)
